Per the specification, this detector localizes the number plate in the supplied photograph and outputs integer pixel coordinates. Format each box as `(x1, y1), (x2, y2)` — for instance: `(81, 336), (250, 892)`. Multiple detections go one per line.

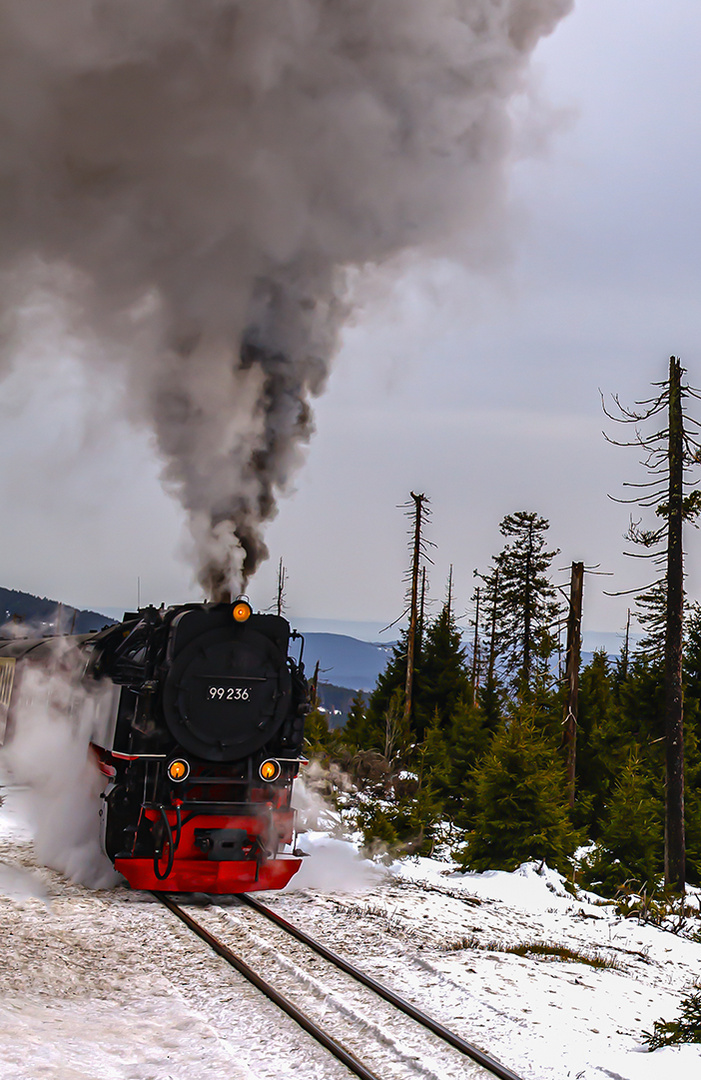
(206, 684), (251, 702)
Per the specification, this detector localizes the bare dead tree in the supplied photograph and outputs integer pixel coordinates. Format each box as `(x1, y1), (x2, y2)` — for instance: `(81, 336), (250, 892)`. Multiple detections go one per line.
(403, 492), (432, 728)
(275, 557), (287, 616)
(620, 607), (631, 681)
(418, 565), (427, 655)
(562, 561), (584, 810)
(471, 583), (481, 694)
(603, 356), (701, 891)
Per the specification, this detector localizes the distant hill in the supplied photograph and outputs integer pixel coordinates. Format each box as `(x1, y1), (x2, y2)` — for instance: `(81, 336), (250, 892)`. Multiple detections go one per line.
(313, 683), (364, 728)
(299, 632), (392, 693)
(0, 591), (394, 692)
(0, 586), (116, 636)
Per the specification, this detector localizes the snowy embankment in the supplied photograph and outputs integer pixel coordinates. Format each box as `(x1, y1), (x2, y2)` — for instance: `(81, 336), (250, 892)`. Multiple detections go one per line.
(2, 787), (701, 1080)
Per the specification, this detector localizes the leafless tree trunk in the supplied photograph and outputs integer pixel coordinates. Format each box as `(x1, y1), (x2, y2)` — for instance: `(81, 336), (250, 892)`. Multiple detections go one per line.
(562, 561), (583, 810)
(471, 585), (481, 694)
(403, 492), (426, 727)
(665, 356), (685, 891)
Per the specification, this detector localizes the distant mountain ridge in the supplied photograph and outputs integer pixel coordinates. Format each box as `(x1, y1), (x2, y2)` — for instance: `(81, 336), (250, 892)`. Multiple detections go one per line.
(0, 586), (629, 699)
(0, 586), (116, 635)
(300, 632), (393, 693)
(0, 587), (390, 692)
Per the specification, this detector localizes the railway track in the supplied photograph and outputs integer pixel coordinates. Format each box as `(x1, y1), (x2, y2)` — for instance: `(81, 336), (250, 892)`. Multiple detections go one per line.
(156, 892), (525, 1080)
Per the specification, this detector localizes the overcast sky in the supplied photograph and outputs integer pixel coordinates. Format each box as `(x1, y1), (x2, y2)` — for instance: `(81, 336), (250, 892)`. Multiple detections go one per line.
(2, 0), (701, 644)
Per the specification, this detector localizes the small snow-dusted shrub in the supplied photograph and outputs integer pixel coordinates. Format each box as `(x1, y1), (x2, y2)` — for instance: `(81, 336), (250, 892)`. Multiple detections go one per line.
(328, 898), (416, 939)
(442, 934), (484, 952)
(355, 781), (440, 858)
(442, 936), (620, 969)
(499, 941), (620, 970)
(332, 750), (446, 858)
(611, 888), (697, 934)
(644, 985), (701, 1049)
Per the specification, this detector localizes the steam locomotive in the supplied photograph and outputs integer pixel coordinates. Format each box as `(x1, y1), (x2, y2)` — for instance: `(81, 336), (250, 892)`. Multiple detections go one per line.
(0, 599), (309, 893)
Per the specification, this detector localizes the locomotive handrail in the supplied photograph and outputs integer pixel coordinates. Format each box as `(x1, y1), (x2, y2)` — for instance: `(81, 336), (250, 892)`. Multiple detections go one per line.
(152, 805), (176, 880)
(290, 629), (305, 667)
(142, 799), (271, 811)
(109, 750), (168, 760)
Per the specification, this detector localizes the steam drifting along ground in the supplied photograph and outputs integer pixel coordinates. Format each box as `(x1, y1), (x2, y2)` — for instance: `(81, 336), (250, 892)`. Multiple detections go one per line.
(0, 0), (572, 597)
(2, 786), (701, 1080)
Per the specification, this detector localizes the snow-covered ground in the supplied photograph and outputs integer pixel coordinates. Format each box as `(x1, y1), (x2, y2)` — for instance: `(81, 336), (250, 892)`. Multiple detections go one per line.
(2, 785), (701, 1080)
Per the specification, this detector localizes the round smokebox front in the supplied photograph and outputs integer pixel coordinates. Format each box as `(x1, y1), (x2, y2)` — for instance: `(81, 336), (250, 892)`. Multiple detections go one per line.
(162, 626), (291, 761)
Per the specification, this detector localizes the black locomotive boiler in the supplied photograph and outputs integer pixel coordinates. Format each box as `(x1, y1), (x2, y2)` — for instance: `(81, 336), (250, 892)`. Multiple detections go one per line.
(0, 598), (309, 893)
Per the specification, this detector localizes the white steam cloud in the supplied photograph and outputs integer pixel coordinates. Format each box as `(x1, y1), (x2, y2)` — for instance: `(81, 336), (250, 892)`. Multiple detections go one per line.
(0, 0), (572, 596)
(287, 773), (385, 893)
(0, 641), (120, 888)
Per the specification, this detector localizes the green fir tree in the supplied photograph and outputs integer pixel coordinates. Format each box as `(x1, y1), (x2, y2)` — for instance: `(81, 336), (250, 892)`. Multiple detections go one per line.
(460, 706), (578, 874)
(575, 650), (617, 833)
(360, 630), (412, 754)
(417, 595), (472, 739)
(579, 750), (663, 896)
(483, 511), (561, 697)
(446, 696), (493, 829)
(341, 690), (371, 752)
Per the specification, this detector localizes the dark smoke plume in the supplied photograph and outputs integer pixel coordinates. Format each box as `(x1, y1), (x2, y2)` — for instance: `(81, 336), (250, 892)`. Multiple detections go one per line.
(0, 0), (572, 598)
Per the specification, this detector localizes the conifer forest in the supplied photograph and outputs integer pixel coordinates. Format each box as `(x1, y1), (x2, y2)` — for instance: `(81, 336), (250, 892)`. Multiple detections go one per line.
(306, 358), (701, 901)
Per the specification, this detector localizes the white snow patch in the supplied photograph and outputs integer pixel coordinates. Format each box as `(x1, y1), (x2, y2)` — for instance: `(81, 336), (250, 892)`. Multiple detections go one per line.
(394, 856), (577, 912)
(0, 860), (49, 903)
(284, 831), (385, 892)
(583, 1045), (701, 1080)
(3, 781), (701, 1079)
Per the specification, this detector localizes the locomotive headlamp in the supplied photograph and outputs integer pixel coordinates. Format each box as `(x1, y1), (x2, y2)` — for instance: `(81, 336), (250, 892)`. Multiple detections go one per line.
(259, 759), (281, 782)
(167, 758), (190, 782)
(232, 597), (252, 623)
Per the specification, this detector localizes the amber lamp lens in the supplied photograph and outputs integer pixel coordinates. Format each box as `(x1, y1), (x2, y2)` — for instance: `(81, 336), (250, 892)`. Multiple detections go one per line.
(233, 602), (252, 623)
(259, 760), (280, 782)
(168, 759), (189, 782)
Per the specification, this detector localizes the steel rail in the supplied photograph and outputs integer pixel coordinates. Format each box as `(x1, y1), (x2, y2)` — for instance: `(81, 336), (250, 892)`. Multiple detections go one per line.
(238, 892), (524, 1080)
(154, 892), (383, 1080)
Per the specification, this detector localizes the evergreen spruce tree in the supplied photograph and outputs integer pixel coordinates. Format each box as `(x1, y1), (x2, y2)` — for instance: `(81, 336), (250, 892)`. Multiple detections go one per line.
(380, 687), (411, 762)
(644, 985), (701, 1050)
(355, 779), (440, 857)
(304, 707), (342, 760)
(616, 653), (666, 773)
(460, 705), (578, 874)
(485, 511), (561, 696)
(447, 695), (494, 829)
(684, 604), (701, 707)
(682, 717), (701, 886)
(575, 650), (616, 833)
(578, 651), (666, 862)
(355, 630), (412, 755)
(340, 691), (370, 753)
(579, 750), (664, 896)
(475, 561), (504, 728)
(359, 593), (473, 753)
(478, 676), (503, 731)
(419, 708), (453, 813)
(634, 578), (668, 664)
(417, 595), (472, 739)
